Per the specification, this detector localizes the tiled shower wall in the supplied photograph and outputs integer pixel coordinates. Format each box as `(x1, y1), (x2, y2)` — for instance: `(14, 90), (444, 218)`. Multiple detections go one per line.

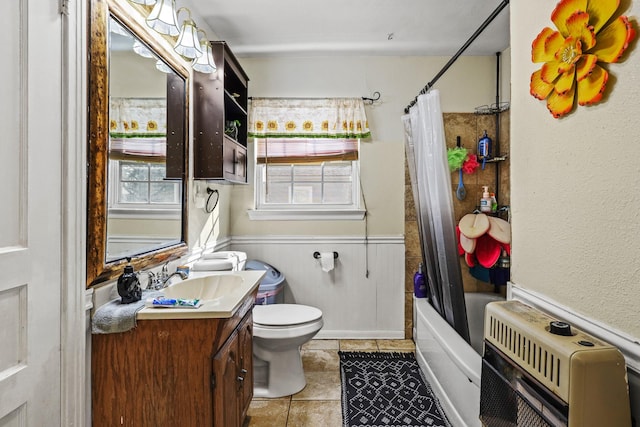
(404, 110), (510, 338)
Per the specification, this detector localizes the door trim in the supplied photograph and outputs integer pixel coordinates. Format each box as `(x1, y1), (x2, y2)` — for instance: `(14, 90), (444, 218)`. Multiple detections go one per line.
(60, 0), (88, 425)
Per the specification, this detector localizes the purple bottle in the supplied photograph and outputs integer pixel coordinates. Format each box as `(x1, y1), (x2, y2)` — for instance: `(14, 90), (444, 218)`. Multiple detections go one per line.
(414, 263), (428, 298)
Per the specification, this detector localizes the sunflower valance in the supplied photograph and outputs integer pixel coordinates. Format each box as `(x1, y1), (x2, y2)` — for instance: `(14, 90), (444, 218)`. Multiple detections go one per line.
(248, 97), (371, 139)
(109, 97), (167, 162)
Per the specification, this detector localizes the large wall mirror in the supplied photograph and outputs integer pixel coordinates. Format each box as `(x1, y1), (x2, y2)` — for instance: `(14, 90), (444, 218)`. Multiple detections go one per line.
(88, 0), (189, 287)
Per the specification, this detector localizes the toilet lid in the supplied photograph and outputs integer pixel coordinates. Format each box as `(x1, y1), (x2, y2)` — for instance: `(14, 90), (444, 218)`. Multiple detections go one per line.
(253, 304), (322, 326)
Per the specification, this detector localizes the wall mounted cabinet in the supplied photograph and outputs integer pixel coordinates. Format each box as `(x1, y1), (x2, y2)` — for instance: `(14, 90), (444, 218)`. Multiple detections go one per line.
(193, 41), (249, 183)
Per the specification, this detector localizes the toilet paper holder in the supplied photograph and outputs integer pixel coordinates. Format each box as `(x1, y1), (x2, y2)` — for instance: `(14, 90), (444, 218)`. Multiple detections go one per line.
(313, 251), (338, 259)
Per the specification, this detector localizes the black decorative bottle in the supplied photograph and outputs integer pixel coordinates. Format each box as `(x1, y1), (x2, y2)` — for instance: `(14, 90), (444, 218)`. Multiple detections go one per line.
(117, 259), (141, 304)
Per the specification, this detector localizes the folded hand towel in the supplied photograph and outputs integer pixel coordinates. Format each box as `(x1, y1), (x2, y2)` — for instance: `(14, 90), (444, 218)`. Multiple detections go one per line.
(92, 290), (162, 334)
(201, 251), (235, 259)
(192, 259), (235, 271)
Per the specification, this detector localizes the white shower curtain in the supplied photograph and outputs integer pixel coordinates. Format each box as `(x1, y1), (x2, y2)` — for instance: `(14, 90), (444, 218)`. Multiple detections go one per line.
(402, 90), (469, 342)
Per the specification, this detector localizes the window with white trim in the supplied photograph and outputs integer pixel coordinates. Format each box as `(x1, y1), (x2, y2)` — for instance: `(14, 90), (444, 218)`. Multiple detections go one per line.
(108, 159), (181, 217)
(256, 157), (359, 210)
(247, 98), (370, 219)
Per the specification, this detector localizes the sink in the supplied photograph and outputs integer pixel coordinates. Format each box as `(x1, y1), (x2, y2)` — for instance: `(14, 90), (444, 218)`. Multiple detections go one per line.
(137, 270), (265, 320)
(161, 274), (245, 303)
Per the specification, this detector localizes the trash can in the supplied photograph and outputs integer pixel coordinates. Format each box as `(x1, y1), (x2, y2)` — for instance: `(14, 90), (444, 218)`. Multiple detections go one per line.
(245, 260), (285, 304)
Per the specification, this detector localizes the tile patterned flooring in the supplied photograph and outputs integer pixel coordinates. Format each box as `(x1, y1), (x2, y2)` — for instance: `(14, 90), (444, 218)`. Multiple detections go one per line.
(245, 339), (416, 427)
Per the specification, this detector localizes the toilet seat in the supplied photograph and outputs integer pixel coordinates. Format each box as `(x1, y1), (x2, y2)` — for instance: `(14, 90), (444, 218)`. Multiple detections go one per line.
(253, 304), (322, 326)
(252, 304), (323, 339)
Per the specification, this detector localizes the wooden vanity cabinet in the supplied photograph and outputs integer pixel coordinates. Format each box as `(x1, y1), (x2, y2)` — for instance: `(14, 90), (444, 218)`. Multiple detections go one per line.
(212, 313), (253, 426)
(193, 41), (249, 183)
(92, 294), (256, 427)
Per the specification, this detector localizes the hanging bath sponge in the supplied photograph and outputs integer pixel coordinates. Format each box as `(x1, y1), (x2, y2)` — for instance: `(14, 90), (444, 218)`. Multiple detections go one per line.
(461, 153), (480, 174)
(447, 147), (468, 171)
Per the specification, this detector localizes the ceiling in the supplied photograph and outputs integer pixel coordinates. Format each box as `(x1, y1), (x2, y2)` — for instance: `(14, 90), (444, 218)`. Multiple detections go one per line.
(183, 0), (511, 57)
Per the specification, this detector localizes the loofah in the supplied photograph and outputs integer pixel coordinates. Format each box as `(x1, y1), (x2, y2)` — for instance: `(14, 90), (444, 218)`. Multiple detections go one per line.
(447, 147), (468, 171)
(462, 154), (480, 174)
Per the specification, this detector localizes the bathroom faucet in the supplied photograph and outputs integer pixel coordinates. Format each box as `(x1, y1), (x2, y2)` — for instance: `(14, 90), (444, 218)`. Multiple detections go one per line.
(159, 270), (189, 289)
(146, 271), (159, 290)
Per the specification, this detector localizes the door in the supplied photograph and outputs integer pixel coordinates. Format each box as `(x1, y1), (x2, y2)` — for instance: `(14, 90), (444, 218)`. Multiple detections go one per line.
(237, 313), (254, 421)
(0, 0), (63, 425)
(212, 332), (240, 427)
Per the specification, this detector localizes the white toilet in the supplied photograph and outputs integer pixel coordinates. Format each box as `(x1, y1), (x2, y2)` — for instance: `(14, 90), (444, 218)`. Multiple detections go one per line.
(192, 252), (324, 398)
(252, 303), (323, 398)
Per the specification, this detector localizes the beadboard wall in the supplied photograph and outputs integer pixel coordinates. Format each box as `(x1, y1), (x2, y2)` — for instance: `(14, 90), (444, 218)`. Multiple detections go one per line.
(232, 236), (405, 338)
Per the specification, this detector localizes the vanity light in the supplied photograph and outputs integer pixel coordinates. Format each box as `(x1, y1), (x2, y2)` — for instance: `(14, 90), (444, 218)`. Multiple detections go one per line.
(155, 59), (174, 74)
(132, 39), (154, 58)
(128, 0), (157, 5)
(146, 0), (180, 36)
(173, 8), (203, 60)
(192, 31), (217, 74)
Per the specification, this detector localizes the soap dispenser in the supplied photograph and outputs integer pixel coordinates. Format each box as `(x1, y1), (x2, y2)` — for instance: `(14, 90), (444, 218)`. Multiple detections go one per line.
(480, 186), (492, 213)
(117, 258), (142, 304)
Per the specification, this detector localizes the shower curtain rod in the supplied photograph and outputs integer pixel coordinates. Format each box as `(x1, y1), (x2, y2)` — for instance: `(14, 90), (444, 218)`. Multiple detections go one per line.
(403, 0), (509, 114)
(249, 92), (381, 105)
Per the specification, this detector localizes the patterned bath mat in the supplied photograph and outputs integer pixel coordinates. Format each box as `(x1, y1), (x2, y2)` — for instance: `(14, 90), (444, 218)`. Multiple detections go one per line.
(339, 351), (451, 427)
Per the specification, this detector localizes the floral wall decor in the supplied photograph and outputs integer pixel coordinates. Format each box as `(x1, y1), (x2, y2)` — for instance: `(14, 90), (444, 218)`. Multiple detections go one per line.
(530, 0), (635, 118)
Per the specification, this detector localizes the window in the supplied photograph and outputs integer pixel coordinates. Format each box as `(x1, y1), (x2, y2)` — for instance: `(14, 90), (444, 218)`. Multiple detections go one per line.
(247, 98), (370, 220)
(108, 159), (181, 217)
(256, 159), (359, 209)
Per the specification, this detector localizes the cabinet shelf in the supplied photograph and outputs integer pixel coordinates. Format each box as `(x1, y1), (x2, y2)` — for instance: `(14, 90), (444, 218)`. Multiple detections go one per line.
(224, 89), (248, 117)
(193, 41), (249, 183)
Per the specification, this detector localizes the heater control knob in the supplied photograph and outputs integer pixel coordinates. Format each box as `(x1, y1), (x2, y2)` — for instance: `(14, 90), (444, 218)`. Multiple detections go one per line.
(549, 321), (572, 336)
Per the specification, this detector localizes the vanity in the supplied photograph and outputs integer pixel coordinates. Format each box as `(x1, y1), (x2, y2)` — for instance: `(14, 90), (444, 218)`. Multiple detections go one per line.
(92, 271), (264, 427)
(87, 0), (258, 423)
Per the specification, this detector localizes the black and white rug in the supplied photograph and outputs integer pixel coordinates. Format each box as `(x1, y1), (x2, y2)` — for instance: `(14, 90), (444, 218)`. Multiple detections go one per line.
(339, 351), (451, 427)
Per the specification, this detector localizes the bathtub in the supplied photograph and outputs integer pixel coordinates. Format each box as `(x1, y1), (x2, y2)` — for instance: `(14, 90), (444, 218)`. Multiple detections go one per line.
(413, 292), (505, 427)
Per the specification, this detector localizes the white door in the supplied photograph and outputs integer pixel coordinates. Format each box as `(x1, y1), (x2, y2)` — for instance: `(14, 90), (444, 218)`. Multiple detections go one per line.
(0, 0), (63, 425)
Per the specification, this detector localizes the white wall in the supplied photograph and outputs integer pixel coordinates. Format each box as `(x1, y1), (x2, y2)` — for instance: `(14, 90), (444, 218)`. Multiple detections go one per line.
(510, 1), (640, 338)
(229, 55), (502, 237)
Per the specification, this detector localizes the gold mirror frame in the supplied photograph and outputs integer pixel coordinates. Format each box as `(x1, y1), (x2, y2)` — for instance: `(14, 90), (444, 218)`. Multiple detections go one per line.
(87, 0), (189, 287)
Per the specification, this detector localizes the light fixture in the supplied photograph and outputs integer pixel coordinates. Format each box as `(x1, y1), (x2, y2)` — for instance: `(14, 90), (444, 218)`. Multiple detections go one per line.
(155, 59), (174, 74)
(192, 30), (217, 74)
(146, 0), (179, 36)
(128, 0), (157, 5)
(109, 19), (130, 37)
(132, 39), (154, 58)
(173, 8), (203, 60)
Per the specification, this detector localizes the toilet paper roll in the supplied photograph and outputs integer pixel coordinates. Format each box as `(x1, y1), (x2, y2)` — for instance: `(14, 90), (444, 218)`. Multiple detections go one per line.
(319, 252), (334, 273)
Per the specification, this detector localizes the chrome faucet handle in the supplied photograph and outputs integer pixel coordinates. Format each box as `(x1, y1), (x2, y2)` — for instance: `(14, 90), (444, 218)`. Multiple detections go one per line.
(159, 263), (169, 282)
(146, 271), (158, 290)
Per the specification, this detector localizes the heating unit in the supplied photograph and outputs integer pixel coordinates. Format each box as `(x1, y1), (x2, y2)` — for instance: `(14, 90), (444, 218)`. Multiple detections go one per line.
(479, 300), (631, 427)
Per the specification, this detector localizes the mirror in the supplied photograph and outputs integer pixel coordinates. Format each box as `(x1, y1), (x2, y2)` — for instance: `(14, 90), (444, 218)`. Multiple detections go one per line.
(87, 0), (189, 287)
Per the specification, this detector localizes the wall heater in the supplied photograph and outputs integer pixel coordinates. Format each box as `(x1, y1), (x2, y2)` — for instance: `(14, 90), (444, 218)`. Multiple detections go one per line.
(479, 300), (631, 427)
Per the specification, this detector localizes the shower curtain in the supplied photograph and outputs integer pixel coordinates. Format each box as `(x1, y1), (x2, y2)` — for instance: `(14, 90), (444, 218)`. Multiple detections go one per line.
(402, 90), (469, 342)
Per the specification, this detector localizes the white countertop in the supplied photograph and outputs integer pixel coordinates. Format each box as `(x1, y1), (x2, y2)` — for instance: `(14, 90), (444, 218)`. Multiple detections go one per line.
(136, 270), (265, 320)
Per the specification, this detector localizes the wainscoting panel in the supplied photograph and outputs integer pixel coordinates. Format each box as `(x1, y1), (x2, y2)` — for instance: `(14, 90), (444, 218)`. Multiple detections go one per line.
(232, 236), (405, 338)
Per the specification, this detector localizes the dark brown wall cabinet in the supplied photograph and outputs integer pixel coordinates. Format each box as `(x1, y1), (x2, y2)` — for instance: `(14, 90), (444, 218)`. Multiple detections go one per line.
(194, 41), (249, 183)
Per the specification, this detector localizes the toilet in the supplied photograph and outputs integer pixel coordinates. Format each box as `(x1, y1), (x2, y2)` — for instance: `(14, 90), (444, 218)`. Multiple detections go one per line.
(252, 304), (323, 398)
(192, 252), (324, 398)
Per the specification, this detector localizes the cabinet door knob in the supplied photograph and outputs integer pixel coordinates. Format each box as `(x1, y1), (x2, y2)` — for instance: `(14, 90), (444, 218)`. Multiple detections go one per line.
(241, 369), (248, 374)
(237, 376), (244, 382)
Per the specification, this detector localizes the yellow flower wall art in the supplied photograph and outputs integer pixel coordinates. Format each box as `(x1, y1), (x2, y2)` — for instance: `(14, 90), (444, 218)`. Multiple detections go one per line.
(530, 0), (635, 118)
